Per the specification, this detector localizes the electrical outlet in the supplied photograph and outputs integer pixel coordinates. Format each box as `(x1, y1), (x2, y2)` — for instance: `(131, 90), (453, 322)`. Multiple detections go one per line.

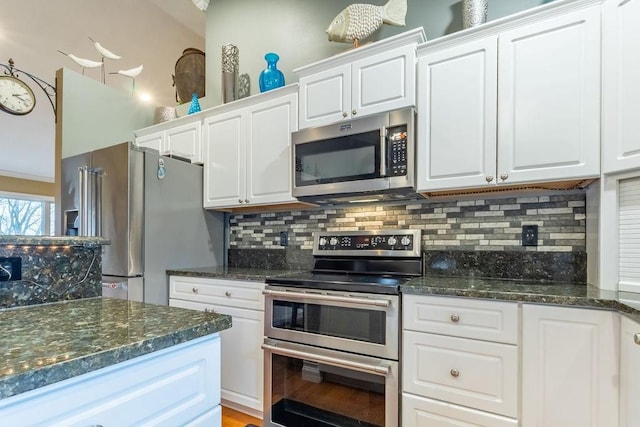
(522, 225), (538, 246)
(279, 231), (288, 247)
(0, 257), (22, 281)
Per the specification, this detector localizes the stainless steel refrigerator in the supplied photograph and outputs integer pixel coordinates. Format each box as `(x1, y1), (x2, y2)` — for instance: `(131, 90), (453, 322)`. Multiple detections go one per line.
(60, 142), (224, 305)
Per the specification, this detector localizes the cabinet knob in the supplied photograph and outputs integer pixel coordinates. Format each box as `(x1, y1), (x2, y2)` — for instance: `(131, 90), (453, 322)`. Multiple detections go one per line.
(204, 307), (215, 313)
(485, 176), (494, 183)
(225, 291), (231, 297)
(634, 333), (640, 345)
(342, 112), (348, 118)
(500, 173), (509, 181)
(450, 314), (460, 323)
(352, 109), (357, 116)
(192, 287), (198, 293)
(450, 369), (460, 378)
(238, 199), (243, 203)
(245, 199), (250, 203)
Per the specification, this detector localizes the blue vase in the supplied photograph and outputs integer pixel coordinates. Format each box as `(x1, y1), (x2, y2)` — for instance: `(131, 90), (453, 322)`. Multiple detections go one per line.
(259, 52), (285, 92)
(188, 92), (201, 114)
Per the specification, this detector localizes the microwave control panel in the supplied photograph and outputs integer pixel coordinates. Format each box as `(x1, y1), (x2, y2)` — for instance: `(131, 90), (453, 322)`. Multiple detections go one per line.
(387, 125), (408, 176)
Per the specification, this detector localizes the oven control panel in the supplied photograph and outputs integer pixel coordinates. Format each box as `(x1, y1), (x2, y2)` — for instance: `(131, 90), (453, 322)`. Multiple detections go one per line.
(314, 230), (421, 257)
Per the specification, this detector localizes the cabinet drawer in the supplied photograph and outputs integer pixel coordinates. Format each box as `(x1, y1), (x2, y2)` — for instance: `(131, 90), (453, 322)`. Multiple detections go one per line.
(403, 294), (519, 344)
(0, 335), (221, 426)
(170, 276), (264, 310)
(403, 330), (518, 417)
(402, 394), (517, 427)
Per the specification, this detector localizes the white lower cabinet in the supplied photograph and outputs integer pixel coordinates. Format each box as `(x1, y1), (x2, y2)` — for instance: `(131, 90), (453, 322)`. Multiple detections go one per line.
(521, 304), (619, 427)
(169, 276), (264, 418)
(618, 315), (640, 427)
(0, 335), (221, 426)
(402, 295), (519, 426)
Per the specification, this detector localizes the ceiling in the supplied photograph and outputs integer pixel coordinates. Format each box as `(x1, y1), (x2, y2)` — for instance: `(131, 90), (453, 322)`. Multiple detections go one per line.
(0, 0), (205, 185)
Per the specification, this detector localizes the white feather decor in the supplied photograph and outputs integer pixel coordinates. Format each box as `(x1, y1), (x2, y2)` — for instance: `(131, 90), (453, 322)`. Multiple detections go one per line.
(192, 0), (210, 11)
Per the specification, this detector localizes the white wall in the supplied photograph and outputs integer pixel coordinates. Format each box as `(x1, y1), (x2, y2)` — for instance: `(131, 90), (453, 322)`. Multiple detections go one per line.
(204, 0), (551, 106)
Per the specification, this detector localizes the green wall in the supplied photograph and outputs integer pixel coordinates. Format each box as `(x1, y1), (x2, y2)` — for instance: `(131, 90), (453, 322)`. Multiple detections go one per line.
(204, 0), (550, 106)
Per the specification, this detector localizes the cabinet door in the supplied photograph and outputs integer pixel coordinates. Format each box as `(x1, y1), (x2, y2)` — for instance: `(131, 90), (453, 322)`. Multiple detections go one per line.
(602, 0), (640, 174)
(166, 120), (202, 164)
(352, 44), (417, 120)
(521, 305), (619, 427)
(498, 6), (601, 184)
(416, 37), (498, 192)
(203, 109), (245, 208)
(135, 130), (165, 153)
(620, 315), (640, 427)
(298, 63), (350, 129)
(246, 92), (297, 206)
(170, 299), (264, 417)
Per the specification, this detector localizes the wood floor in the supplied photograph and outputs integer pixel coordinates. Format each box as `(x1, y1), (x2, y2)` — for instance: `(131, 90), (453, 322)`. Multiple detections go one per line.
(222, 406), (263, 427)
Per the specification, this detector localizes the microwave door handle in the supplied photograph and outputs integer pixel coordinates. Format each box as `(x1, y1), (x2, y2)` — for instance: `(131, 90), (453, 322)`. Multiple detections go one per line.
(380, 126), (387, 177)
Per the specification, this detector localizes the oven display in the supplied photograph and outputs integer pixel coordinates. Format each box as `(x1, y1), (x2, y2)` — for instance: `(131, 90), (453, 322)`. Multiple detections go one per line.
(317, 234), (413, 250)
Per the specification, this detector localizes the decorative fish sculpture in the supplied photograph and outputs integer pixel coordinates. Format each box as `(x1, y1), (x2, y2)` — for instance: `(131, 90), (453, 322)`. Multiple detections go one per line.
(326, 0), (407, 47)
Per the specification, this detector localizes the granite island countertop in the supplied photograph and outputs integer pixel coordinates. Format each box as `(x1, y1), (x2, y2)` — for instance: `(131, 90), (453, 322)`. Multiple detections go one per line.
(168, 267), (640, 322)
(0, 235), (110, 246)
(0, 297), (231, 400)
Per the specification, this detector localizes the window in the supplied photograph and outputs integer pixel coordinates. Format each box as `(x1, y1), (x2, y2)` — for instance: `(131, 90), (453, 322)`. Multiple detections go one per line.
(0, 193), (55, 236)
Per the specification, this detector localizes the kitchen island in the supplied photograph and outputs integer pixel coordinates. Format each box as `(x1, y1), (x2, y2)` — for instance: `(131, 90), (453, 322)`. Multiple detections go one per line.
(0, 297), (231, 426)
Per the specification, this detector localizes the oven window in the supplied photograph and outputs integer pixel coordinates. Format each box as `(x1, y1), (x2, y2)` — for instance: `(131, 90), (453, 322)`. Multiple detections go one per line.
(294, 130), (381, 186)
(271, 354), (385, 427)
(272, 300), (385, 345)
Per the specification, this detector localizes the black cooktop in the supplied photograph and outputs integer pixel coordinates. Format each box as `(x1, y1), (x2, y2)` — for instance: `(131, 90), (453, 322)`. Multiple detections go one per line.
(265, 271), (412, 295)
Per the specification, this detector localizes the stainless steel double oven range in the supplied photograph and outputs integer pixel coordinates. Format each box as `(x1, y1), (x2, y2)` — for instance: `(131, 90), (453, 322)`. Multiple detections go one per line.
(263, 229), (422, 427)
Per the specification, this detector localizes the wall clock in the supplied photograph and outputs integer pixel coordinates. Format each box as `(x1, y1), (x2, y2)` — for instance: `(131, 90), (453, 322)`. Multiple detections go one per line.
(0, 75), (36, 115)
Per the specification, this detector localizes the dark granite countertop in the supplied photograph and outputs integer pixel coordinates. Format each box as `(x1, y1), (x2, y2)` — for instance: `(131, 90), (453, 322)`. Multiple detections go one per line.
(167, 266), (304, 282)
(168, 267), (640, 323)
(0, 297), (231, 400)
(403, 276), (640, 323)
(0, 236), (110, 246)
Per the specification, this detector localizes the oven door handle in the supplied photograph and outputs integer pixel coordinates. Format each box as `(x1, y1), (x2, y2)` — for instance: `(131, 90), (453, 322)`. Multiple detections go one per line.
(262, 289), (391, 308)
(262, 342), (391, 376)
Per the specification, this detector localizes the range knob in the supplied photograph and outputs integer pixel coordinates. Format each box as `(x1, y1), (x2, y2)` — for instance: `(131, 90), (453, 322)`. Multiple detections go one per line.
(319, 237), (328, 247)
(329, 237), (339, 246)
(387, 236), (397, 246)
(401, 236), (411, 246)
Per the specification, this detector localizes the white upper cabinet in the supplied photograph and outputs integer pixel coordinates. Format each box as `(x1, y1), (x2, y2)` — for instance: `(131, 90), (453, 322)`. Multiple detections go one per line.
(417, 3), (601, 192)
(202, 86), (298, 210)
(497, 7), (601, 184)
(135, 114), (203, 164)
(602, 0), (640, 174)
(296, 28), (425, 129)
(417, 36), (498, 190)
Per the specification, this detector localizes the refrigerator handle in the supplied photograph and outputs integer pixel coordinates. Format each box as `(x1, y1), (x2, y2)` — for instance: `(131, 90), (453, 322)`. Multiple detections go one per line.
(79, 166), (89, 236)
(95, 170), (103, 237)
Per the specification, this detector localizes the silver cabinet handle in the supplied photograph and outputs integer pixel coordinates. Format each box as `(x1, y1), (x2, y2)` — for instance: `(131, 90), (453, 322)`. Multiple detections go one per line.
(192, 287), (198, 293)
(245, 199), (249, 203)
(263, 289), (391, 308)
(485, 176), (494, 183)
(450, 314), (460, 322)
(262, 342), (390, 376)
(500, 173), (509, 181)
(450, 369), (460, 378)
(342, 112), (348, 118)
(634, 333), (640, 345)
(238, 199), (243, 203)
(352, 109), (357, 116)
(225, 291), (231, 297)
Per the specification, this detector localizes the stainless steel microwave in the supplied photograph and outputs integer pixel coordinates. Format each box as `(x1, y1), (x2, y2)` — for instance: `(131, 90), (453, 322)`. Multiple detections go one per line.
(292, 108), (419, 204)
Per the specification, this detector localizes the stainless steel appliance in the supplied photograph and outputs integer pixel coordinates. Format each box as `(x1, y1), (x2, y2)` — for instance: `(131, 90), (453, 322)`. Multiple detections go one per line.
(263, 229), (422, 427)
(60, 142), (224, 304)
(292, 108), (421, 205)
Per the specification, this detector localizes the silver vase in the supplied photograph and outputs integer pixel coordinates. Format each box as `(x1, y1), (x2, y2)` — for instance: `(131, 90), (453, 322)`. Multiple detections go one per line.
(463, 0), (488, 29)
(221, 44), (239, 104)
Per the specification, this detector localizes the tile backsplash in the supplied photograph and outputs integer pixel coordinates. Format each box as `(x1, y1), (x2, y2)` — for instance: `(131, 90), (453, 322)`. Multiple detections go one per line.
(228, 192), (587, 283)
